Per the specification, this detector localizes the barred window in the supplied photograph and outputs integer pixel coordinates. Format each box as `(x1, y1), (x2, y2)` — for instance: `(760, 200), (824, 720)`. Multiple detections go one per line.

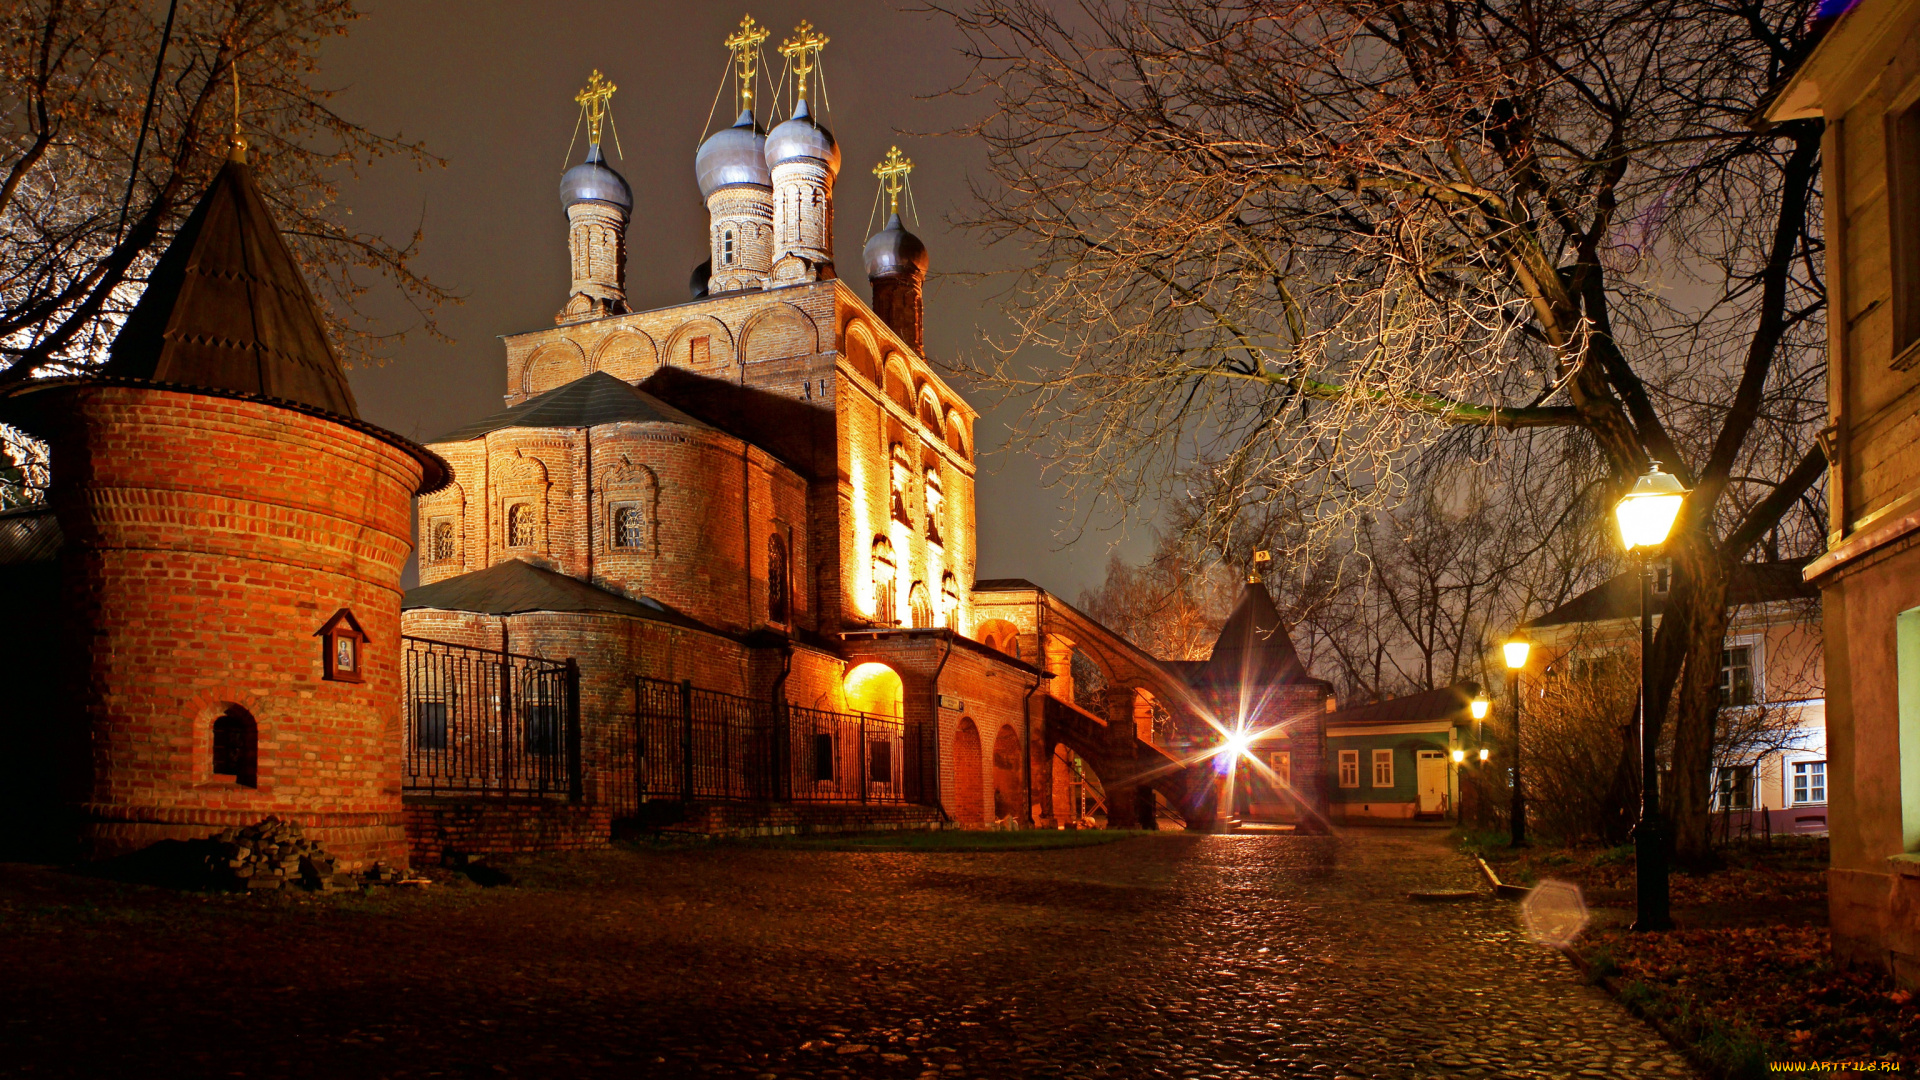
(611, 504), (644, 549)
(506, 502), (536, 548)
(429, 518), (456, 563)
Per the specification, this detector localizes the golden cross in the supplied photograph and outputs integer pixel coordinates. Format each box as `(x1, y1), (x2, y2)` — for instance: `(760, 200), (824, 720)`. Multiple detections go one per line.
(724, 15), (769, 114)
(779, 20), (829, 104)
(574, 69), (616, 146)
(873, 146), (914, 216)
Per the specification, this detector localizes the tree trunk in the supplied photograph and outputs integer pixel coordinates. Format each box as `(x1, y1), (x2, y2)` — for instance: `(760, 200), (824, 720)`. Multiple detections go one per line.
(1670, 568), (1732, 864)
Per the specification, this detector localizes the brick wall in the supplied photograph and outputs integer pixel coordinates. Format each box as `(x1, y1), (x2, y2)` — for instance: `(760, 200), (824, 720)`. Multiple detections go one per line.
(36, 385), (424, 869)
(403, 797), (611, 864)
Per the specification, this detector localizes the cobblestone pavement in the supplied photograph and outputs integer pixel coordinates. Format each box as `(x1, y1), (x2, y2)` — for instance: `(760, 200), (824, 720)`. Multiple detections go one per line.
(0, 827), (1695, 1079)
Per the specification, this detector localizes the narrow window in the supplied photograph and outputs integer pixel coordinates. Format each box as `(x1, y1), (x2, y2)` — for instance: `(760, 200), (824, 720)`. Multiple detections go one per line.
(723, 228), (735, 265)
(768, 534), (790, 625)
(872, 538), (896, 625)
(1271, 752), (1292, 789)
(524, 702), (561, 756)
(415, 701), (449, 752)
(889, 443), (911, 525)
(1338, 750), (1360, 788)
(869, 740), (893, 784)
(1718, 645), (1754, 706)
(909, 582), (933, 629)
(924, 466), (944, 546)
(813, 733), (835, 782)
(212, 706), (258, 787)
(611, 504), (644, 549)
(941, 573), (960, 631)
(430, 517), (456, 563)
(1371, 748), (1394, 788)
(506, 502), (536, 548)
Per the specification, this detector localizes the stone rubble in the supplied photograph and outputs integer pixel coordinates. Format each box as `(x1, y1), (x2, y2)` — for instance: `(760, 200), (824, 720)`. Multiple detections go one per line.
(202, 816), (401, 892)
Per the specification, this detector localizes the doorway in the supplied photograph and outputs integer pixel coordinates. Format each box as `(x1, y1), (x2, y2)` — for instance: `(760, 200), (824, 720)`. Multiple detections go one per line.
(1416, 750), (1447, 815)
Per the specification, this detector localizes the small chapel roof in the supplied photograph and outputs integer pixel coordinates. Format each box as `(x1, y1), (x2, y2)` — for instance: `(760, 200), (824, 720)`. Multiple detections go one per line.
(102, 150), (359, 417)
(1191, 578), (1307, 688)
(404, 558), (716, 633)
(429, 371), (711, 443)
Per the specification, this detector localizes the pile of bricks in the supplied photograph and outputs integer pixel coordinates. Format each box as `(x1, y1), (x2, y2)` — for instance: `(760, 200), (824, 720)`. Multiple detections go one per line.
(202, 817), (392, 892)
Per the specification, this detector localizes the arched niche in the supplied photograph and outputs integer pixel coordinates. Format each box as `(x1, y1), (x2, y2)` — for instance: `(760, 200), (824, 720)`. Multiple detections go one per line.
(494, 449), (552, 555)
(594, 331), (659, 383)
(945, 409), (971, 461)
(419, 480), (467, 569)
(845, 661), (903, 718)
(662, 315), (736, 377)
(741, 303), (818, 364)
(884, 356), (913, 412)
(953, 717), (985, 826)
(976, 618), (1021, 661)
(842, 320), (881, 385)
(992, 725), (1023, 820)
(597, 452), (660, 556)
(917, 387), (943, 433)
(521, 340), (587, 397)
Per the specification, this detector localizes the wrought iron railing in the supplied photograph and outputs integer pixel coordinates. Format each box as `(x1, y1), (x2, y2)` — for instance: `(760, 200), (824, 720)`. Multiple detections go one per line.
(634, 677), (910, 805)
(402, 637), (581, 799)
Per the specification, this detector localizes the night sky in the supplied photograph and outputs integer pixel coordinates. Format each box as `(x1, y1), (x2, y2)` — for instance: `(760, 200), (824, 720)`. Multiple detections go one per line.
(317, 1), (1141, 594)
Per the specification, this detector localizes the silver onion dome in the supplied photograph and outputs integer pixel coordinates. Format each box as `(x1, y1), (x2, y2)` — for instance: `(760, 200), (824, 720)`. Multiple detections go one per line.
(696, 110), (771, 198)
(559, 144), (633, 213)
(864, 213), (928, 280)
(764, 98), (841, 175)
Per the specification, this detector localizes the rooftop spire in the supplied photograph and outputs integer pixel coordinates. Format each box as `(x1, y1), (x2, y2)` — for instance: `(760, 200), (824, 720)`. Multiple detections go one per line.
(873, 146), (913, 217)
(724, 14), (769, 117)
(227, 48), (247, 163)
(574, 69), (616, 147)
(779, 20), (828, 106)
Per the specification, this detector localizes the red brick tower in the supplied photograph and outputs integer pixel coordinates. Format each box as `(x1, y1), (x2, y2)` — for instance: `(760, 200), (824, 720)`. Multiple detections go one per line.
(1, 140), (446, 867)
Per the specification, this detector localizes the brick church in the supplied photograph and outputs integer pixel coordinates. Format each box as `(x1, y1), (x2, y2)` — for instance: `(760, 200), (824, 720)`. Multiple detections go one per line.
(0, 19), (1335, 869)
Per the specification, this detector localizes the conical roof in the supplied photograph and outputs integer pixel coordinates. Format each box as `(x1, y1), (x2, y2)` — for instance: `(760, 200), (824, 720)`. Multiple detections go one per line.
(428, 371), (710, 443)
(102, 151), (359, 417)
(1195, 578), (1304, 687)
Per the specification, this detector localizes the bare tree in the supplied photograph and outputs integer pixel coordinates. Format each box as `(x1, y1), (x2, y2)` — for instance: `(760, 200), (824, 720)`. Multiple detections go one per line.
(936, 0), (1828, 860)
(0, 2), (454, 428)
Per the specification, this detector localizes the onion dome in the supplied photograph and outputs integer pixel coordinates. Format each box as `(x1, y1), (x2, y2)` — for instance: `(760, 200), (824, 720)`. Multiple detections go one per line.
(559, 144), (633, 213)
(764, 98), (840, 175)
(690, 259), (712, 300)
(696, 110), (772, 198)
(864, 213), (928, 280)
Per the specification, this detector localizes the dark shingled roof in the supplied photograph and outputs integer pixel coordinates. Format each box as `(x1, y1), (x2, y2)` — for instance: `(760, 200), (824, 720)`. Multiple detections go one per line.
(1526, 559), (1817, 629)
(429, 371), (710, 443)
(103, 154), (359, 417)
(0, 508), (60, 566)
(972, 577), (1040, 592)
(1328, 682), (1481, 728)
(403, 559), (717, 635)
(1191, 579), (1306, 688)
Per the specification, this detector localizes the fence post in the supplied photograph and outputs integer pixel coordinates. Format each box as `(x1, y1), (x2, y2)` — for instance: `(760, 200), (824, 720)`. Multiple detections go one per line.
(859, 713), (869, 804)
(680, 679), (695, 805)
(723, 695), (733, 801)
(499, 657), (514, 799)
(634, 677), (644, 811)
(565, 659), (583, 804)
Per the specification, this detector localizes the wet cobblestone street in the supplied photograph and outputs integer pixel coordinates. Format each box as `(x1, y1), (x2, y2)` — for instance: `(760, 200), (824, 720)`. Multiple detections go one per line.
(1, 828), (1696, 1079)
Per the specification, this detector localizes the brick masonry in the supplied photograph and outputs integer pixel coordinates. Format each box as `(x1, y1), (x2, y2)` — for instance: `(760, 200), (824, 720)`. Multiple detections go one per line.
(402, 797), (611, 865)
(35, 385), (425, 869)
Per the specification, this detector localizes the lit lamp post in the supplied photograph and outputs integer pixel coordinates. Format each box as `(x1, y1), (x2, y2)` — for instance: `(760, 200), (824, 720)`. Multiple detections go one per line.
(1615, 460), (1688, 933)
(1504, 634), (1532, 847)
(1466, 694), (1490, 827)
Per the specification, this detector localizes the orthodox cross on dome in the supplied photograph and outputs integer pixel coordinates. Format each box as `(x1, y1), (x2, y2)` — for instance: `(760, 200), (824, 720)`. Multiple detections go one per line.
(779, 20), (829, 105)
(873, 146), (913, 216)
(724, 14), (769, 116)
(574, 69), (617, 146)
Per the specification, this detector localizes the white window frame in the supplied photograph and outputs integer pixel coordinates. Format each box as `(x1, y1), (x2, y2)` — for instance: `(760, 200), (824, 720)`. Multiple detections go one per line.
(1371, 748), (1394, 789)
(1337, 750), (1359, 789)
(1790, 760), (1827, 806)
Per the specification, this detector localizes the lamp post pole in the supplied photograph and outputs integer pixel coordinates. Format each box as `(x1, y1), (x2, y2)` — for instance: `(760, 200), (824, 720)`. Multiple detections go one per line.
(1632, 550), (1672, 931)
(1509, 666), (1526, 847)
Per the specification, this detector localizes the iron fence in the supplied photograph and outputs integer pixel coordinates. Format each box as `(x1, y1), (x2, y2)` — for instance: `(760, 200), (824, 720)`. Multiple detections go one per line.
(634, 677), (910, 804)
(403, 637), (581, 799)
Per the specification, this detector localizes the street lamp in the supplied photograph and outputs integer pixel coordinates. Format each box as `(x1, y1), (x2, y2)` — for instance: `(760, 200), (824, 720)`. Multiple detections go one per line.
(1616, 459), (1687, 933)
(1505, 633), (1532, 848)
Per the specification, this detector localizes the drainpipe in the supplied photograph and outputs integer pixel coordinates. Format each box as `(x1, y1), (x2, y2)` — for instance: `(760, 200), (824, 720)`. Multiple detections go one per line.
(770, 638), (795, 799)
(1021, 666), (1043, 827)
(928, 627), (956, 814)
(583, 426), (594, 586)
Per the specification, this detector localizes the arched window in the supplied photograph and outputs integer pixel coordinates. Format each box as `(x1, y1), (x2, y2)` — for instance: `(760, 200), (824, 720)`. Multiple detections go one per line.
(923, 466), (944, 546)
(942, 573), (960, 630)
(506, 502), (536, 548)
(723, 228), (736, 265)
(611, 504), (644, 549)
(909, 581), (933, 629)
(889, 443), (911, 525)
(212, 706), (257, 787)
(768, 534), (790, 625)
(872, 537), (897, 626)
(429, 518), (456, 563)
